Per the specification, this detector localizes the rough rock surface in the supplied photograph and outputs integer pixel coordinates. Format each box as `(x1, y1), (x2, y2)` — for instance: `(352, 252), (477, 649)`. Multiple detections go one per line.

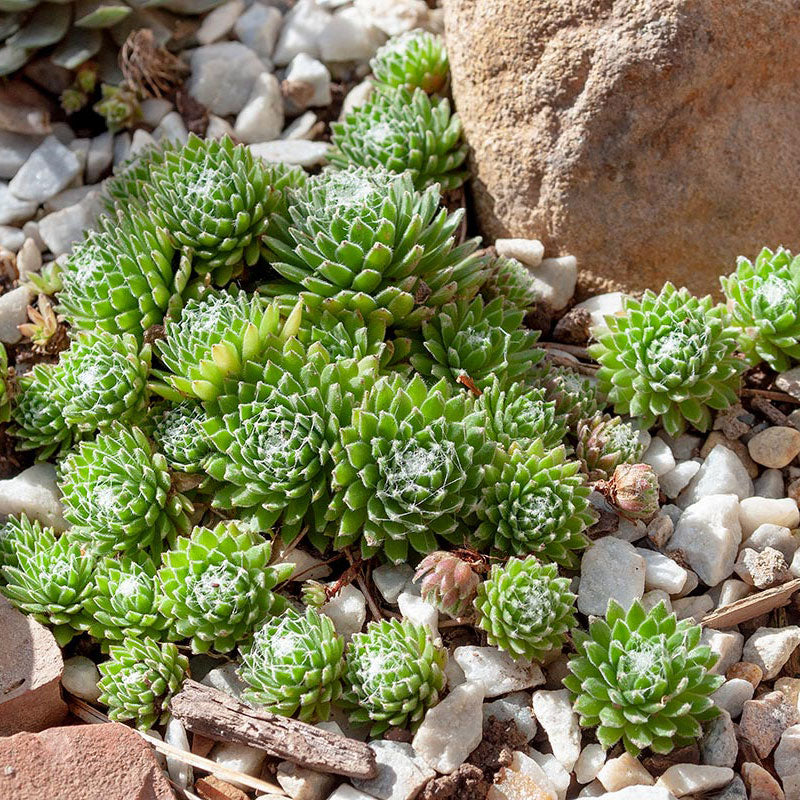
(442, 0), (800, 296)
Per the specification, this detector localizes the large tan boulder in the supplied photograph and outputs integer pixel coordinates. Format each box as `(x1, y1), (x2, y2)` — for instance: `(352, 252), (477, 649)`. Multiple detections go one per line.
(442, 0), (800, 296)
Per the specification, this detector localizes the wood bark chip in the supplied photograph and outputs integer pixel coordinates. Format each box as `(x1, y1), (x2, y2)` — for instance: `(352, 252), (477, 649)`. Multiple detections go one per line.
(170, 680), (377, 780)
(700, 578), (800, 629)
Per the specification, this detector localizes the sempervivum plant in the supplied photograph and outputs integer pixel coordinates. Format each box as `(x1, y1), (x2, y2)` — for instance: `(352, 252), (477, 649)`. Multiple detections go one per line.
(534, 362), (601, 430)
(153, 288), (302, 402)
(53, 332), (150, 433)
(473, 441), (595, 567)
(203, 345), (377, 545)
(589, 283), (743, 437)
(152, 401), (212, 474)
(83, 556), (170, 651)
(158, 522), (292, 654)
(370, 30), (449, 94)
(329, 87), (468, 191)
(413, 551), (480, 619)
(343, 618), (447, 735)
(0, 514), (56, 573)
(479, 376), (568, 452)
(238, 607), (345, 722)
(475, 556), (577, 662)
(721, 246), (800, 371)
(328, 373), (494, 561)
(564, 600), (722, 755)
(57, 207), (190, 340)
(481, 256), (540, 312)
(263, 167), (488, 329)
(597, 463), (660, 520)
(98, 636), (189, 730)
(410, 295), (543, 390)
(1, 537), (94, 646)
(148, 134), (280, 284)
(9, 363), (76, 459)
(576, 413), (645, 482)
(59, 424), (192, 559)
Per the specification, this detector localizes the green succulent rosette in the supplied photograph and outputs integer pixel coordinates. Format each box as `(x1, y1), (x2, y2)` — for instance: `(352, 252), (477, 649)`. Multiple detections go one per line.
(158, 521), (292, 654)
(588, 283), (743, 437)
(83, 555), (170, 651)
(1, 536), (94, 646)
(328, 373), (494, 561)
(475, 556), (577, 662)
(721, 246), (800, 371)
(329, 87), (467, 191)
(0, 514), (56, 574)
(152, 400), (212, 475)
(481, 256), (541, 312)
(564, 600), (723, 756)
(59, 424), (192, 559)
(576, 413), (646, 482)
(98, 636), (189, 730)
(370, 29), (449, 95)
(410, 295), (543, 389)
(238, 607), (346, 722)
(533, 362), (601, 431)
(262, 167), (488, 329)
(343, 618), (447, 735)
(473, 441), (595, 567)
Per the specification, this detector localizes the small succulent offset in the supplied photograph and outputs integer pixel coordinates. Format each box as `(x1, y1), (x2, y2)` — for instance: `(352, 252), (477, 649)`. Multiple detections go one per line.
(534, 362), (600, 430)
(473, 441), (595, 567)
(330, 87), (468, 191)
(589, 283), (743, 437)
(94, 83), (142, 133)
(481, 256), (541, 313)
(475, 556), (577, 662)
(410, 295), (544, 390)
(721, 246), (800, 371)
(83, 556), (171, 651)
(564, 600), (722, 756)
(576, 413), (645, 482)
(158, 522), (292, 654)
(97, 636), (189, 730)
(596, 463), (660, 520)
(343, 618), (447, 735)
(0, 514), (56, 573)
(370, 29), (449, 95)
(414, 551), (480, 619)
(263, 167), (487, 329)
(152, 401), (212, 475)
(59, 424), (192, 559)
(238, 607), (345, 722)
(1, 537), (94, 646)
(328, 374), (493, 561)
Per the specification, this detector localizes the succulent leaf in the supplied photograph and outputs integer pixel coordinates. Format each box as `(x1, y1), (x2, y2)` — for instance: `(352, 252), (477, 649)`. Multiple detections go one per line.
(370, 29), (449, 95)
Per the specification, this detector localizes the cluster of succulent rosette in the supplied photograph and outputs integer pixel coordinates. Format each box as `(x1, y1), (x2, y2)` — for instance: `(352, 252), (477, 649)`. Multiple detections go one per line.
(3, 27), (787, 755)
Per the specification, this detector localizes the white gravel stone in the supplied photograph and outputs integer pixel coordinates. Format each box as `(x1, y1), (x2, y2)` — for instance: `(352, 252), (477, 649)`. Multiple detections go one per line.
(165, 717), (192, 788)
(373, 563), (414, 604)
(319, 7), (385, 62)
(528, 750), (570, 800)
(656, 765), (733, 797)
(743, 626), (800, 679)
(353, 0), (429, 36)
(575, 744), (606, 785)
(236, 4), (283, 59)
(140, 98), (173, 128)
(776, 367), (800, 400)
(353, 740), (434, 800)
(9, 136), (81, 204)
(321, 583), (366, 641)
(667, 494), (742, 586)
(488, 750), (558, 800)
(21, 222), (44, 251)
(206, 115), (236, 141)
(154, 111), (189, 145)
(660, 460), (701, 499)
(711, 678), (755, 718)
(742, 524), (799, 562)
(397, 591), (439, 642)
(112, 132), (131, 166)
(412, 681), (484, 774)
(482, 692), (537, 742)
(274, 0), (332, 65)
(701, 629), (744, 675)
(210, 742), (267, 790)
(636, 548), (688, 594)
(250, 140), (330, 167)
(444, 656), (466, 690)
(277, 761), (335, 800)
(282, 112), (318, 140)
(614, 517), (647, 543)
(739, 497), (800, 537)
(129, 129), (156, 158)
(641, 590), (672, 613)
(527, 255), (578, 311)
(0, 131), (44, 180)
(578, 537), (645, 615)
(454, 646), (544, 697)
(597, 753), (654, 792)
(672, 593), (713, 622)
(0, 463), (66, 531)
(573, 291), (625, 328)
(85, 131), (114, 184)
(0, 226), (24, 251)
(0, 182), (37, 226)
(700, 709), (737, 768)
(286, 53), (332, 107)
(643, 437), (676, 477)
(754, 468), (785, 499)
(43, 184), (96, 213)
(678, 445), (753, 508)
(327, 787), (376, 800)
(531, 689), (581, 772)
(188, 42), (268, 116)
(38, 190), (103, 256)
(235, 72), (284, 144)
(341, 79), (374, 117)
(748, 425), (800, 468)
(0, 285), (32, 344)
(577, 781), (606, 797)
(596, 789), (677, 800)
(197, 0), (244, 44)
(494, 238), (544, 268)
(201, 663), (248, 700)
(61, 655), (101, 702)
(774, 723), (800, 779)
(717, 578), (751, 607)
